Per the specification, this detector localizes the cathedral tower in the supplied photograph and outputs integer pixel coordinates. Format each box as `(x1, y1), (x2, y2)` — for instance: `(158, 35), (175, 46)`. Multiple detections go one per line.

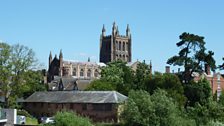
(100, 22), (132, 63)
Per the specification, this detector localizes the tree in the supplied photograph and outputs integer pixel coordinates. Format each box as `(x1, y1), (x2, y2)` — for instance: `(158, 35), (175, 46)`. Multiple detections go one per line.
(100, 60), (134, 95)
(184, 79), (212, 107)
(134, 61), (151, 90)
(85, 79), (116, 91)
(146, 72), (186, 106)
(218, 90), (224, 106)
(47, 111), (92, 126)
(122, 89), (192, 126)
(21, 70), (47, 98)
(167, 32), (216, 83)
(0, 42), (43, 108)
(0, 43), (13, 107)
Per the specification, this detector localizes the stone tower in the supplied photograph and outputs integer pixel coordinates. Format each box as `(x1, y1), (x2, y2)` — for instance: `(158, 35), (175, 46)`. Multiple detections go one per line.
(100, 22), (132, 63)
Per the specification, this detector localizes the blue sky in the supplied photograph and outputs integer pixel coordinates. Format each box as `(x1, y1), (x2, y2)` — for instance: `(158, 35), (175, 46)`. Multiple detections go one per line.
(0, 0), (224, 72)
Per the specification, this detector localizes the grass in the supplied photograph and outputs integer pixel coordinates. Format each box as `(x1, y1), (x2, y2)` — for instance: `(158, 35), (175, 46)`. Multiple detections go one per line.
(26, 117), (38, 125)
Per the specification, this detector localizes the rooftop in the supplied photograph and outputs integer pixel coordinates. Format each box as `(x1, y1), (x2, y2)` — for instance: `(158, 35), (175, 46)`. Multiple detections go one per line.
(24, 91), (128, 104)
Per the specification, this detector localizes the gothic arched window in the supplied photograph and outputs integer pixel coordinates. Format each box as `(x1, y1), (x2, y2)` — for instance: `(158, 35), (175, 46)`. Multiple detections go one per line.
(123, 42), (125, 51)
(73, 68), (76, 76)
(116, 41), (119, 50)
(94, 70), (99, 77)
(119, 41), (121, 50)
(87, 69), (91, 77)
(80, 69), (84, 77)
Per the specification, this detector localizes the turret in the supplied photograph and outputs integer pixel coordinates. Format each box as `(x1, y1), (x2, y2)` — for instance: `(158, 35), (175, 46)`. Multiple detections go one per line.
(102, 24), (106, 37)
(126, 24), (131, 37)
(116, 26), (119, 35)
(59, 50), (63, 76)
(49, 51), (52, 67)
(112, 22), (117, 36)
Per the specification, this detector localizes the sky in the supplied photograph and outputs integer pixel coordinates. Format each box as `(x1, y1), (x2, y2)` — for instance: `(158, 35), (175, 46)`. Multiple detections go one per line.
(0, 0), (224, 73)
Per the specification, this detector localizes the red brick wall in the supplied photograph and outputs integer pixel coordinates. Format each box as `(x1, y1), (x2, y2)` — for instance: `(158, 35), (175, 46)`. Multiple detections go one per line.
(194, 74), (224, 95)
(24, 102), (119, 122)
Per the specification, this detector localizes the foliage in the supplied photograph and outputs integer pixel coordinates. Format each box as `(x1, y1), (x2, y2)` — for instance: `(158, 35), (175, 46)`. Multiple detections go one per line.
(146, 72), (186, 106)
(17, 109), (32, 118)
(219, 90), (224, 105)
(184, 79), (212, 107)
(100, 60), (134, 95)
(0, 42), (44, 108)
(26, 117), (38, 125)
(133, 61), (150, 90)
(122, 89), (190, 126)
(167, 32), (216, 82)
(187, 100), (224, 126)
(85, 79), (116, 91)
(52, 111), (92, 126)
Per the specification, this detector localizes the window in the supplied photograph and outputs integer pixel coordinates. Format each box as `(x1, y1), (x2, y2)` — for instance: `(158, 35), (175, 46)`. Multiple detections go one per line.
(94, 70), (99, 77)
(73, 68), (76, 76)
(123, 55), (125, 61)
(116, 41), (118, 50)
(119, 41), (121, 50)
(87, 69), (91, 77)
(80, 69), (84, 77)
(123, 42), (125, 51)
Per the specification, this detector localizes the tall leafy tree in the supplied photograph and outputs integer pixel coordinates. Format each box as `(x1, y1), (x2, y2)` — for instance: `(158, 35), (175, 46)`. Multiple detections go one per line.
(134, 60), (150, 90)
(167, 32), (216, 83)
(184, 79), (212, 107)
(0, 42), (44, 107)
(100, 60), (134, 95)
(122, 89), (194, 126)
(0, 43), (13, 107)
(146, 72), (186, 106)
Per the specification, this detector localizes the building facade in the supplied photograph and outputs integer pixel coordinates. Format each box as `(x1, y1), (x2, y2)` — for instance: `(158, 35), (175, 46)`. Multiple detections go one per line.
(165, 65), (224, 97)
(100, 22), (132, 64)
(47, 50), (105, 83)
(23, 91), (128, 122)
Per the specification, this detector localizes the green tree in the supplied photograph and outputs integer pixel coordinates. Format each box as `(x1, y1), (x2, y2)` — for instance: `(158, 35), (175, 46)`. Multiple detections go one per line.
(21, 70), (47, 98)
(218, 90), (224, 106)
(122, 89), (192, 126)
(146, 72), (186, 106)
(167, 32), (216, 83)
(0, 42), (43, 108)
(134, 61), (150, 90)
(100, 60), (134, 95)
(85, 79), (116, 91)
(51, 111), (92, 126)
(0, 43), (13, 107)
(184, 79), (212, 107)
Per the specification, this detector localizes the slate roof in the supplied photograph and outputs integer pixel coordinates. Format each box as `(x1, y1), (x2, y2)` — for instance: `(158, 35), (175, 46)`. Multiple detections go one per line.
(48, 76), (92, 91)
(24, 91), (128, 104)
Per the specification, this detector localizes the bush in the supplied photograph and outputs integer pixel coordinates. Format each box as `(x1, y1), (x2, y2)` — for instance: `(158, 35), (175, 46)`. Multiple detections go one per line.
(53, 111), (92, 126)
(17, 109), (32, 118)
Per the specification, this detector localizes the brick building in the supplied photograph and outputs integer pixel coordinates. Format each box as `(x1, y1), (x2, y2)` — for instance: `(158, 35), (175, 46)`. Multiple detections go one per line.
(165, 65), (224, 97)
(100, 22), (132, 63)
(23, 91), (127, 122)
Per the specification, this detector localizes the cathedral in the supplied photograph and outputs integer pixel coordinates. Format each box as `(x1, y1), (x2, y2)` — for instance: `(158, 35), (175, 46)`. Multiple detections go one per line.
(100, 22), (132, 63)
(47, 22), (133, 91)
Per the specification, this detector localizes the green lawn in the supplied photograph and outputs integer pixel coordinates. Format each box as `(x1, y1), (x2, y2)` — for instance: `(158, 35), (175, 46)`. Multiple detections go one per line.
(26, 117), (38, 125)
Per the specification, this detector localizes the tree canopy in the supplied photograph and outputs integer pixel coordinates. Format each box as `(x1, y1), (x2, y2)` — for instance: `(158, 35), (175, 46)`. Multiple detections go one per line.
(167, 32), (216, 82)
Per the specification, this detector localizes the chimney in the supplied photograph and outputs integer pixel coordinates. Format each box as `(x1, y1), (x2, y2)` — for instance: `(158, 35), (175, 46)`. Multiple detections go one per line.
(205, 64), (211, 75)
(165, 66), (170, 73)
